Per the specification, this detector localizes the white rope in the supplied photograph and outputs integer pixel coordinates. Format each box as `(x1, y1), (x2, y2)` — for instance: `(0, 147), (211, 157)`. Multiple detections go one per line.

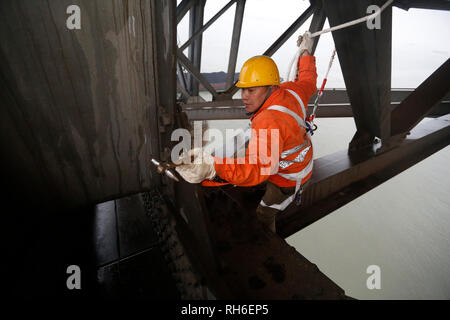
(310, 0), (394, 38)
(285, 0), (394, 82)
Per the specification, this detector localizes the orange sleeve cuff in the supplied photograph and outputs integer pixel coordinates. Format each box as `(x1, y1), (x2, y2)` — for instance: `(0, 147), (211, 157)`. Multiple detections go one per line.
(297, 55), (316, 72)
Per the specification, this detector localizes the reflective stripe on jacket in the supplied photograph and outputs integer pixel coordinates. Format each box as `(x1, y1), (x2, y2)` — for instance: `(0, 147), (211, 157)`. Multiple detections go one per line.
(213, 55), (317, 187)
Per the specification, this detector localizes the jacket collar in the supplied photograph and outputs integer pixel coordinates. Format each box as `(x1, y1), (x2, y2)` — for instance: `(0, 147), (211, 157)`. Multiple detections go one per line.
(249, 86), (281, 121)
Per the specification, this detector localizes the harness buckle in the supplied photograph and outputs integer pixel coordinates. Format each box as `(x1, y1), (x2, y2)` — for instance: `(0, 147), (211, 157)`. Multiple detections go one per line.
(305, 121), (317, 136)
(294, 185), (304, 206)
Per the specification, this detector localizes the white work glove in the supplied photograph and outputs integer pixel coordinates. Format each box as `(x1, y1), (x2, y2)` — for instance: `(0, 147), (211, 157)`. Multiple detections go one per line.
(297, 31), (313, 56)
(175, 148), (216, 183)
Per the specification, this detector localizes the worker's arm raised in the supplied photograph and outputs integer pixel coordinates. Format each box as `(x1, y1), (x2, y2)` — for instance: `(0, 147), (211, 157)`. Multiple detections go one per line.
(291, 32), (318, 104)
(294, 54), (318, 101)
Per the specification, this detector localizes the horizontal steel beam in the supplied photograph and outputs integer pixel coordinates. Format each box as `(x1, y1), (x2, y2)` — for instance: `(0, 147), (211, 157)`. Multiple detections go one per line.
(183, 101), (449, 121)
(277, 114), (450, 238)
(180, 90), (450, 120)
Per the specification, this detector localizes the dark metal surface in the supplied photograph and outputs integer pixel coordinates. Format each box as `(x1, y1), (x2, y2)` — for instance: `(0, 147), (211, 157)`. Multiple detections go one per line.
(178, 49), (218, 98)
(94, 193), (178, 299)
(277, 114), (450, 238)
(153, 0), (178, 159)
(187, 0), (206, 96)
(226, 0), (246, 90)
(391, 58), (450, 136)
(200, 185), (350, 299)
(323, 0), (392, 141)
(0, 0), (177, 209)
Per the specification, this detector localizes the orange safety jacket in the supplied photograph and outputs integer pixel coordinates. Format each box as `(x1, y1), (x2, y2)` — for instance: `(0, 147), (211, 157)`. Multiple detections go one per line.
(204, 55), (317, 188)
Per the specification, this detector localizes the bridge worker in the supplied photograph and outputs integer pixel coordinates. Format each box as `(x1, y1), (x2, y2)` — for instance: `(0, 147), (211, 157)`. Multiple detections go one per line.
(176, 32), (317, 233)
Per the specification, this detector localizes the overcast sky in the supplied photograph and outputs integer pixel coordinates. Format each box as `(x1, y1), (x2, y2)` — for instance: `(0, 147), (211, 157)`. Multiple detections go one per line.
(177, 0), (450, 88)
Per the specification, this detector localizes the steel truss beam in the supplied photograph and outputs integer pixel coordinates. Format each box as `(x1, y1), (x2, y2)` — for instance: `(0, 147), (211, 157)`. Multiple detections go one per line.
(263, 5), (315, 57)
(180, 90), (450, 120)
(177, 49), (218, 98)
(277, 114), (450, 238)
(391, 58), (450, 137)
(176, 0), (199, 24)
(180, 0), (238, 52)
(226, 0), (246, 90)
(178, 1), (318, 100)
(187, 0), (205, 96)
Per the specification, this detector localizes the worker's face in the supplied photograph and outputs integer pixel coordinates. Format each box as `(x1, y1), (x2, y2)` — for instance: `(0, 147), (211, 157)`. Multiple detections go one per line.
(241, 86), (271, 113)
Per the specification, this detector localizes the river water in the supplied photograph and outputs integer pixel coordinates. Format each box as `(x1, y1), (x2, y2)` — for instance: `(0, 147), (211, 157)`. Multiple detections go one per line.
(200, 101), (450, 299)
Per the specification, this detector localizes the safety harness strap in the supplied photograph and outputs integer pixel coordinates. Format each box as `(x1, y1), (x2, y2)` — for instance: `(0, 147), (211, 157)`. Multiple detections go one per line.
(260, 196), (295, 211)
(284, 88), (306, 118)
(267, 105), (306, 129)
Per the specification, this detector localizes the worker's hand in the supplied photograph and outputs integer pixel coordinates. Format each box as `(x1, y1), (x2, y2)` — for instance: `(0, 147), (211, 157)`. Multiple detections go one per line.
(297, 31), (313, 56)
(175, 148), (216, 183)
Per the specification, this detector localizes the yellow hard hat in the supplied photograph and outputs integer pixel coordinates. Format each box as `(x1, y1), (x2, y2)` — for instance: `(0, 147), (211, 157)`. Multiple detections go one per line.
(236, 55), (280, 88)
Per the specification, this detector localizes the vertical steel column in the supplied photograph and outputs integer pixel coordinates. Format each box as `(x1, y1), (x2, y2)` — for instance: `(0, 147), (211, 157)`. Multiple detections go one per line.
(323, 0), (392, 146)
(226, 0), (246, 90)
(152, 0), (178, 161)
(188, 0), (205, 96)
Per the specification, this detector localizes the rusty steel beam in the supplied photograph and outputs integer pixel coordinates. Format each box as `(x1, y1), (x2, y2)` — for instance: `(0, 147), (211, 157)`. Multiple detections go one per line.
(277, 114), (450, 238)
(391, 58), (450, 137)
